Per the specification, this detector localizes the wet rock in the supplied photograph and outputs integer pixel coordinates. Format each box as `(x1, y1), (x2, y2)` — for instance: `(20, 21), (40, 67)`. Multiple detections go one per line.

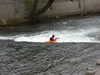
(85, 71), (95, 75)
(85, 67), (96, 75)
(96, 59), (100, 65)
(87, 67), (95, 71)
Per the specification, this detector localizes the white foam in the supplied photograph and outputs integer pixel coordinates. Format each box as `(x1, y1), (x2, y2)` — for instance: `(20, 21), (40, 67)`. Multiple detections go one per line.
(62, 22), (68, 24)
(0, 28), (100, 43)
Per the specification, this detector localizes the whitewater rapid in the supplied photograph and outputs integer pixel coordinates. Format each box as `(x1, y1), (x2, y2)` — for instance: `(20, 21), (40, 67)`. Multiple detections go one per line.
(0, 27), (100, 43)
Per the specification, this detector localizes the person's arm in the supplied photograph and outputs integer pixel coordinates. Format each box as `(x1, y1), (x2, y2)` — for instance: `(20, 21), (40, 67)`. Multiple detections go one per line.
(55, 38), (59, 40)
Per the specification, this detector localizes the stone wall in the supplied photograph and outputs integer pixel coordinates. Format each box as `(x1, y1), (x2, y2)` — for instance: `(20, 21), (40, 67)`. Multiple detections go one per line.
(44, 0), (100, 17)
(0, 0), (25, 20)
(0, 0), (100, 20)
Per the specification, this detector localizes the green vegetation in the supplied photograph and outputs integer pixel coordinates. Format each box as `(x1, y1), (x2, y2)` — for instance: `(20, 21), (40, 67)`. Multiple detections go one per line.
(0, 0), (55, 25)
(8, 18), (28, 24)
(0, 19), (7, 25)
(0, 18), (28, 26)
(25, 0), (33, 14)
(25, 0), (48, 14)
(37, 0), (48, 12)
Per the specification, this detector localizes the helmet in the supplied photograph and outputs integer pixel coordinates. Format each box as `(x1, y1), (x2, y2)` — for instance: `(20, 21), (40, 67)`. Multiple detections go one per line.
(52, 35), (55, 37)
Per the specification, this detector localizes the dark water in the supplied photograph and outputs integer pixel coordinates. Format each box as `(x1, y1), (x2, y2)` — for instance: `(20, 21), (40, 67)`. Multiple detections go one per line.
(0, 40), (100, 75)
(1, 15), (100, 75)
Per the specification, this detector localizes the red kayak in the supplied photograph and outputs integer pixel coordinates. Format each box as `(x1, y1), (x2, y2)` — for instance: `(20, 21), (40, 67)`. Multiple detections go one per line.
(45, 40), (56, 43)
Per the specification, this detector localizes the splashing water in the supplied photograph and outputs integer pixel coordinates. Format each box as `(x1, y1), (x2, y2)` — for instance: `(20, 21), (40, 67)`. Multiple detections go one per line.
(0, 27), (99, 43)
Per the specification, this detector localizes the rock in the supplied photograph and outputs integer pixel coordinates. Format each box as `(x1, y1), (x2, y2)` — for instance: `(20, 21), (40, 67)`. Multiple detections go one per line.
(96, 59), (100, 65)
(87, 67), (95, 71)
(85, 70), (95, 75)
(85, 67), (96, 75)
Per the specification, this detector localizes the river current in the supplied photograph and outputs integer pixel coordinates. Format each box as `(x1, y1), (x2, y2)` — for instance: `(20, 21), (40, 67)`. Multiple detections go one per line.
(0, 15), (100, 42)
(0, 15), (100, 75)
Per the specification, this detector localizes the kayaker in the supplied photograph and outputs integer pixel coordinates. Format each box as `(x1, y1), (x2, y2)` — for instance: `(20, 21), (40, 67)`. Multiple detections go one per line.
(50, 35), (55, 41)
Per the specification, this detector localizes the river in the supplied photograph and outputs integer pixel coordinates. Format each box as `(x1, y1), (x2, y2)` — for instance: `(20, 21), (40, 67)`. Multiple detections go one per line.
(0, 15), (100, 42)
(0, 15), (100, 75)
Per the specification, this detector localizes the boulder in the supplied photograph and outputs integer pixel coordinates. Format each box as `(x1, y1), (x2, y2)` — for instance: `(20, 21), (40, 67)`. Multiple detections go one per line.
(85, 67), (95, 75)
(96, 59), (100, 65)
(85, 70), (95, 75)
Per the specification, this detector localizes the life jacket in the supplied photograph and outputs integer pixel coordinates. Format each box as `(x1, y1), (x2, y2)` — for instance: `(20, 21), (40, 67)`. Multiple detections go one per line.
(50, 36), (55, 41)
